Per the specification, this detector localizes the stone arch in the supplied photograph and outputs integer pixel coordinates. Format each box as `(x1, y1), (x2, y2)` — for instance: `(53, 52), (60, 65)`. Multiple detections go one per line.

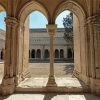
(53, 0), (89, 85)
(0, 4), (6, 12)
(60, 49), (64, 58)
(36, 49), (41, 59)
(44, 49), (49, 58)
(16, 1), (50, 83)
(31, 49), (35, 58)
(53, 0), (87, 24)
(0, 5), (6, 88)
(67, 48), (72, 58)
(18, 1), (49, 24)
(55, 49), (59, 58)
(1, 50), (3, 60)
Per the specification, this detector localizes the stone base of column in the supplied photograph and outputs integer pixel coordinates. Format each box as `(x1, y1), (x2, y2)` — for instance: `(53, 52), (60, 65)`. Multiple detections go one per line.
(17, 70), (31, 84)
(47, 75), (57, 87)
(1, 77), (15, 95)
(22, 69), (31, 80)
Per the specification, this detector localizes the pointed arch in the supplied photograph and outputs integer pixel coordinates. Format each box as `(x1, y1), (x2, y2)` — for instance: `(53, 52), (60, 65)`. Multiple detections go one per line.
(55, 49), (59, 58)
(17, 1), (49, 24)
(44, 49), (49, 58)
(54, 0), (87, 24)
(0, 4), (6, 12)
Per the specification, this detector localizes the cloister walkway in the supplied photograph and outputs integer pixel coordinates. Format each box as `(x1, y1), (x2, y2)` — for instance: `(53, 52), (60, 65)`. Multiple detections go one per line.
(0, 63), (89, 93)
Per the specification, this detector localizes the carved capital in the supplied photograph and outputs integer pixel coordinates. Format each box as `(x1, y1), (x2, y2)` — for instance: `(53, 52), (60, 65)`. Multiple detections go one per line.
(46, 24), (57, 36)
(86, 14), (100, 26)
(5, 16), (19, 27)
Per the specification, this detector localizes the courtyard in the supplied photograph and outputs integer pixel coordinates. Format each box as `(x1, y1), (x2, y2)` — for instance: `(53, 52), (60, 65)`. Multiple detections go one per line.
(0, 63), (88, 93)
(0, 63), (74, 81)
(29, 63), (74, 77)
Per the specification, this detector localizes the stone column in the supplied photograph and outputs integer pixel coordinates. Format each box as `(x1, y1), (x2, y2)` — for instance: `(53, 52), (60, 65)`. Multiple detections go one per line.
(41, 46), (43, 60)
(30, 50), (31, 59)
(1, 17), (19, 95)
(64, 47), (67, 59)
(17, 22), (24, 82)
(18, 17), (30, 81)
(35, 49), (36, 59)
(42, 45), (45, 59)
(46, 24), (57, 86)
(73, 14), (81, 78)
(87, 15), (100, 95)
(87, 17), (96, 78)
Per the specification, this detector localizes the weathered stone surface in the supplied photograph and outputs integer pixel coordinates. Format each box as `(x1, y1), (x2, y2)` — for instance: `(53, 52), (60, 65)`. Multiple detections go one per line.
(0, 0), (100, 95)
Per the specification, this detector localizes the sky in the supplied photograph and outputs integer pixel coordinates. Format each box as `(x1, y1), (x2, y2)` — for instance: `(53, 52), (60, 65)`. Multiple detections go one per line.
(0, 10), (70, 30)
(0, 12), (6, 30)
(55, 10), (70, 28)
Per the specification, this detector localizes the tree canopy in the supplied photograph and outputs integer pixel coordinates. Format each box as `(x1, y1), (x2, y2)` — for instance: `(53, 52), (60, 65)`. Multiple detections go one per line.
(63, 12), (73, 42)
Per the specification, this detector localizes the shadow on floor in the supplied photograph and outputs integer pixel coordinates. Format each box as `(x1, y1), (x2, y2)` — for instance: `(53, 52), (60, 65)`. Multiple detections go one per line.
(64, 63), (74, 76)
(43, 93), (57, 100)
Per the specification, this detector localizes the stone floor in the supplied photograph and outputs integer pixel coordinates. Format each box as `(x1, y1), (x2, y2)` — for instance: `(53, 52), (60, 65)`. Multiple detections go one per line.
(0, 63), (100, 99)
(18, 77), (82, 88)
(16, 77), (88, 93)
(0, 63), (74, 84)
(29, 63), (74, 77)
(0, 93), (100, 100)
(0, 63), (88, 93)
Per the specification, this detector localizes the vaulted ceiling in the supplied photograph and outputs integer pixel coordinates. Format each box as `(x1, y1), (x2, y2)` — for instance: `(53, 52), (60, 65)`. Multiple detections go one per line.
(0, 0), (99, 20)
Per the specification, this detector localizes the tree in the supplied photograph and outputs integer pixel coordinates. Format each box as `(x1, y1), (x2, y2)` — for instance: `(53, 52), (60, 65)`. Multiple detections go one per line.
(63, 12), (73, 43)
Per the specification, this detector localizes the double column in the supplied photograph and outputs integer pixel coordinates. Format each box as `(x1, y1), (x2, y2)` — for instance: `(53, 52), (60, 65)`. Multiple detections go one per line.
(18, 17), (30, 82)
(1, 17), (19, 95)
(86, 15), (100, 94)
(46, 24), (57, 86)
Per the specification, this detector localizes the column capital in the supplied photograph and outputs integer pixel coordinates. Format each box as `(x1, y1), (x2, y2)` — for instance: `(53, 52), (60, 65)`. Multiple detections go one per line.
(46, 24), (57, 36)
(5, 16), (19, 26)
(86, 14), (100, 26)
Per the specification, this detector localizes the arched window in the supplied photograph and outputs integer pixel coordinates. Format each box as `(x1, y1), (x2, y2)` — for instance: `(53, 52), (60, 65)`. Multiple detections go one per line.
(31, 49), (35, 58)
(29, 50), (30, 58)
(44, 49), (49, 58)
(36, 49), (41, 58)
(67, 48), (72, 58)
(55, 49), (59, 58)
(60, 49), (64, 58)
(1, 50), (3, 60)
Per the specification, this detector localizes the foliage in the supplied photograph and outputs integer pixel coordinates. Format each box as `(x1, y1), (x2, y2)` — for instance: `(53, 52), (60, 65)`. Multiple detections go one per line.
(63, 12), (73, 42)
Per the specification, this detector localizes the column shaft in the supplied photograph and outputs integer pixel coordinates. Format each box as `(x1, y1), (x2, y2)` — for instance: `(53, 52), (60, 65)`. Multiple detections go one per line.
(2, 17), (18, 95)
(50, 35), (54, 76)
(46, 24), (57, 87)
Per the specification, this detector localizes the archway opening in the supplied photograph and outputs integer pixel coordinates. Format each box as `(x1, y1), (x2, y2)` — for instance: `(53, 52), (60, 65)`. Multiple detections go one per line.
(55, 49), (59, 59)
(53, 0), (88, 88)
(31, 49), (35, 58)
(44, 49), (49, 59)
(67, 48), (73, 59)
(17, 1), (87, 90)
(54, 10), (74, 77)
(60, 49), (64, 58)
(36, 49), (41, 59)
(18, 9), (51, 87)
(27, 10), (49, 76)
(0, 6), (6, 84)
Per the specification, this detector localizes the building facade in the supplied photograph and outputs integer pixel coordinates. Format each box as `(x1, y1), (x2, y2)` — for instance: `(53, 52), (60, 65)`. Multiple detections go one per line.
(29, 28), (73, 62)
(0, 28), (73, 62)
